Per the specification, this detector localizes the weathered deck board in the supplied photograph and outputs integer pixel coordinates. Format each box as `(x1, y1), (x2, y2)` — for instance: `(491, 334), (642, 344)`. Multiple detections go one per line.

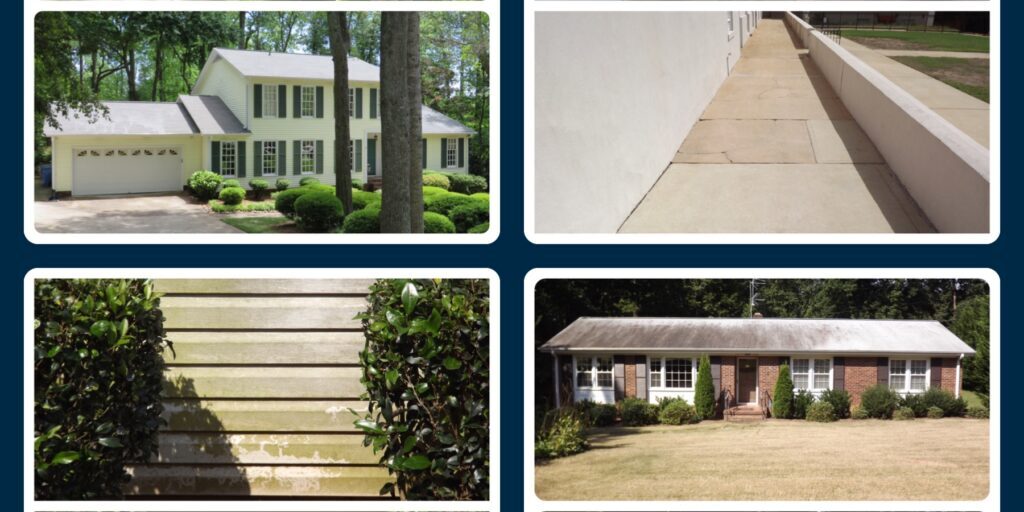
(155, 279), (376, 295)
(126, 465), (391, 497)
(152, 433), (379, 465)
(163, 367), (364, 398)
(161, 400), (367, 432)
(163, 331), (365, 365)
(161, 296), (366, 330)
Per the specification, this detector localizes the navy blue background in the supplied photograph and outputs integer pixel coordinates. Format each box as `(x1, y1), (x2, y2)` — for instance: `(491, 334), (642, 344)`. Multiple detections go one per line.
(14, 1), (1013, 510)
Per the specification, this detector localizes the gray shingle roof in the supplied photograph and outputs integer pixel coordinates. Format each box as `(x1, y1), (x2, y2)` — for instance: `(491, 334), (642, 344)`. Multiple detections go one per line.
(538, 317), (976, 356)
(212, 48), (380, 82)
(422, 105), (476, 135)
(42, 102), (197, 137)
(178, 95), (248, 135)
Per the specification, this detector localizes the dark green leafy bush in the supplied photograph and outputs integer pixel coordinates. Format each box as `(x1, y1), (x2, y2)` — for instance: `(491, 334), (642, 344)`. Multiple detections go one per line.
(275, 178), (290, 191)
(658, 399), (700, 425)
(425, 193), (477, 216)
(621, 397), (659, 426)
(221, 178), (241, 189)
(354, 279), (489, 499)
(818, 388), (852, 419)
(898, 393), (928, 417)
(274, 187), (312, 218)
(299, 177), (320, 186)
(927, 406), (944, 419)
(423, 212), (456, 234)
(448, 202), (489, 233)
(920, 387), (966, 417)
(792, 389), (815, 420)
(293, 191), (345, 233)
(468, 222), (489, 234)
(341, 208), (381, 233)
(249, 178), (269, 199)
(861, 384), (900, 419)
(535, 409), (587, 459)
(34, 279), (171, 499)
(694, 355), (715, 419)
(422, 173), (451, 190)
(447, 173), (488, 194)
(805, 401), (837, 422)
(218, 186), (245, 206)
(772, 363), (794, 418)
(573, 400), (616, 427)
(186, 170), (223, 200)
(352, 189), (382, 210)
(851, 406), (869, 420)
(893, 407), (916, 420)
(966, 405), (989, 418)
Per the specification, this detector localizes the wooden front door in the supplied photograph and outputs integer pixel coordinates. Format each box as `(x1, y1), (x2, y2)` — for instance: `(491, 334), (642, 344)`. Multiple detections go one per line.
(738, 358), (758, 403)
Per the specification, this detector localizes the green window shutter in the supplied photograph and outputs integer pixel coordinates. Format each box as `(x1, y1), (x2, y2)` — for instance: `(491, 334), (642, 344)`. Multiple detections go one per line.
(278, 140), (286, 175)
(355, 88), (363, 119)
(458, 138), (465, 168)
(440, 138), (447, 169)
(293, 86), (301, 118)
(278, 85), (287, 118)
(354, 139), (362, 172)
(422, 139), (426, 169)
(293, 140), (301, 175)
(367, 139), (376, 175)
(316, 86), (324, 118)
(237, 141), (247, 178)
(211, 141), (221, 173)
(254, 84), (262, 118)
(369, 88), (377, 119)
(253, 141), (262, 177)
(315, 140), (324, 174)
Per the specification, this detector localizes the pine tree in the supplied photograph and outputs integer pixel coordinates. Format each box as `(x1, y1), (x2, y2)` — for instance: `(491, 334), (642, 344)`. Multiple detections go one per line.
(772, 363), (794, 419)
(694, 354), (716, 419)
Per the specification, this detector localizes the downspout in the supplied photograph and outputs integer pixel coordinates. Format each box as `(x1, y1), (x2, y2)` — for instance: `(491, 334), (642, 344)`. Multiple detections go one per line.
(553, 352), (561, 408)
(955, 353), (964, 398)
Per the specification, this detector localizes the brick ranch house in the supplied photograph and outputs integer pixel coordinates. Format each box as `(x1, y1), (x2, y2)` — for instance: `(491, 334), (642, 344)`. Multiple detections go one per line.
(539, 317), (975, 414)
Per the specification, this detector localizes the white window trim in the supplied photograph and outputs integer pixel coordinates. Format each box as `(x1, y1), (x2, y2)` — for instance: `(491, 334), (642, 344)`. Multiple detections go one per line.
(219, 141), (237, 177)
(263, 85), (278, 118)
(790, 356), (834, 392)
(647, 355), (697, 391)
(573, 355), (614, 391)
(300, 140), (316, 175)
(727, 12), (736, 40)
(445, 137), (459, 168)
(889, 358), (930, 394)
(261, 141), (278, 177)
(349, 88), (355, 118)
(301, 86), (316, 118)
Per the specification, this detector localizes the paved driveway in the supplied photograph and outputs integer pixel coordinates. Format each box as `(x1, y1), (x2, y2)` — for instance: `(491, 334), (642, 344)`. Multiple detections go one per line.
(35, 193), (242, 234)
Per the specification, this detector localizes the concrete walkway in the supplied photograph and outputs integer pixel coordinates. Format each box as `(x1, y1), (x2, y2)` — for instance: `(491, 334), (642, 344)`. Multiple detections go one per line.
(840, 38), (989, 147)
(620, 19), (933, 234)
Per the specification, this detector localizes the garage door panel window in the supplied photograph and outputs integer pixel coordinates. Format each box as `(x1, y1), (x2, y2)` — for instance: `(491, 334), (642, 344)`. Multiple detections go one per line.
(220, 142), (238, 177)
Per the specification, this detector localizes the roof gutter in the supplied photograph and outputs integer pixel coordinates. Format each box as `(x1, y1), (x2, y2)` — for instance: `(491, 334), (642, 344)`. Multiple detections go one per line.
(538, 346), (975, 356)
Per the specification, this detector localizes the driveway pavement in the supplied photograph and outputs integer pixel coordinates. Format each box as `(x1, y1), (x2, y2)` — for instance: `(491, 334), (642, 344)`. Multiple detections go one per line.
(35, 191), (242, 234)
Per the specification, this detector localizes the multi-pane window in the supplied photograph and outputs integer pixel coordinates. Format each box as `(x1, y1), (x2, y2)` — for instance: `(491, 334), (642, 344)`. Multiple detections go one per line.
(301, 86), (315, 117)
(300, 140), (316, 174)
(792, 358), (831, 391)
(219, 142), (237, 176)
(575, 356), (613, 389)
(891, 359), (928, 392)
(446, 137), (458, 167)
(263, 85), (278, 117)
(349, 140), (355, 170)
(349, 88), (355, 117)
(261, 141), (277, 176)
(727, 12), (735, 34)
(649, 357), (694, 389)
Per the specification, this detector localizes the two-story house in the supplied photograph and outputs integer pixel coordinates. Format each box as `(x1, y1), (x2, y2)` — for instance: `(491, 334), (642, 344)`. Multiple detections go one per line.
(43, 48), (476, 196)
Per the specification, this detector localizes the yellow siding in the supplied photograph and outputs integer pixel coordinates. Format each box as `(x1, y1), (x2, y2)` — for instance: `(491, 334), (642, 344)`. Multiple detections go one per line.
(192, 58), (248, 122)
(50, 135), (202, 193)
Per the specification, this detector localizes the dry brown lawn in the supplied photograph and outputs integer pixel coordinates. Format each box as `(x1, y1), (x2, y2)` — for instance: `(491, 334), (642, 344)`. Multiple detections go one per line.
(535, 418), (989, 501)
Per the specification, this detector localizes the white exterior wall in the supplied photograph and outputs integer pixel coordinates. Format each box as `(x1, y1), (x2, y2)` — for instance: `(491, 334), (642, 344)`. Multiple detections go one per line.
(51, 135), (203, 193)
(193, 59), (248, 122)
(649, 389), (696, 405)
(535, 11), (751, 233)
(574, 388), (615, 404)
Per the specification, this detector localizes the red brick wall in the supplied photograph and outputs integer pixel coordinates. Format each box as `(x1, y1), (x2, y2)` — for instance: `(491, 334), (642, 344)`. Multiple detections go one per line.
(625, 358), (637, 398)
(940, 357), (959, 394)
(758, 357), (780, 402)
(844, 357), (879, 407)
(721, 356), (736, 403)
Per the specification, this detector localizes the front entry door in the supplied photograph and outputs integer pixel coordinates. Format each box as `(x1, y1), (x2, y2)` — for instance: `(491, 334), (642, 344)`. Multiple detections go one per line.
(737, 358), (757, 404)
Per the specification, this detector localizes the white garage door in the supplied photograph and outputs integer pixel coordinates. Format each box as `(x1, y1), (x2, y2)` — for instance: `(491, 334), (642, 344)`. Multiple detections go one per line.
(72, 147), (183, 196)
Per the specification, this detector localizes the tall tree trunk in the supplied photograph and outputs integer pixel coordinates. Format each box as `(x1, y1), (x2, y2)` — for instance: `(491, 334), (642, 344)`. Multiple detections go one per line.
(238, 12), (247, 49)
(379, 12), (411, 233)
(328, 12), (353, 214)
(405, 13), (423, 233)
(152, 39), (163, 101)
(125, 48), (138, 101)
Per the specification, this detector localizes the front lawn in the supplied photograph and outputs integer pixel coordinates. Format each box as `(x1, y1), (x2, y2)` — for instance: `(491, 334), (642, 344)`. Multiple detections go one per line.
(221, 215), (295, 233)
(962, 389), (987, 408)
(842, 30), (990, 53)
(535, 419), (988, 500)
(208, 197), (276, 213)
(892, 56), (989, 102)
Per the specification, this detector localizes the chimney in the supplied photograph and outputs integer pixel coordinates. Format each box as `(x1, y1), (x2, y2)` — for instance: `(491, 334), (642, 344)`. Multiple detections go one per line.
(752, 312), (764, 319)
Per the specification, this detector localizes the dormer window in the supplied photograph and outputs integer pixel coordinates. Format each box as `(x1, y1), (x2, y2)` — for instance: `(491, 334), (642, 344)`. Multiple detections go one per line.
(301, 86), (316, 117)
(263, 86), (278, 117)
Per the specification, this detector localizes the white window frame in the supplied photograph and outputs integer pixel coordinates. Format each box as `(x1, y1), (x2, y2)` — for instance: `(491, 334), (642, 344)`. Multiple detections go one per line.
(889, 358), (930, 394)
(300, 140), (316, 175)
(261, 141), (278, 176)
(263, 85), (278, 117)
(349, 88), (355, 118)
(445, 137), (459, 168)
(790, 356), (833, 392)
(648, 356), (697, 390)
(219, 141), (237, 177)
(573, 355), (614, 391)
(301, 86), (316, 118)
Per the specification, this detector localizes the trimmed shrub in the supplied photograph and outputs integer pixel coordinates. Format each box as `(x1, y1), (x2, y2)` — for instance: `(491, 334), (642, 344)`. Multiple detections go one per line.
(772, 363), (794, 419)
(341, 207), (381, 233)
(470, 192), (489, 202)
(621, 397), (659, 426)
(221, 178), (241, 189)
(573, 400), (616, 427)
(966, 405), (989, 419)
(535, 409), (587, 459)
(293, 191), (345, 233)
(851, 406), (869, 420)
(694, 354), (715, 419)
(249, 178), (269, 199)
(275, 178), (290, 191)
(422, 173), (451, 190)
(921, 387), (966, 417)
(659, 399), (700, 425)
(860, 384), (900, 419)
(818, 388), (852, 419)
(186, 170), (223, 200)
(299, 176), (320, 186)
(208, 199), (275, 214)
(353, 279), (489, 499)
(899, 393), (928, 417)
(351, 179), (363, 189)
(792, 389), (815, 420)
(447, 173), (488, 194)
(352, 189), (382, 210)
(656, 396), (684, 411)
(274, 187), (312, 218)
(423, 186), (449, 197)
(35, 279), (171, 499)
(468, 222), (489, 234)
(805, 401), (837, 422)
(927, 406), (944, 419)
(449, 202), (489, 233)
(423, 212), (456, 234)
(218, 186), (245, 206)
(893, 407), (916, 421)
(425, 192), (477, 216)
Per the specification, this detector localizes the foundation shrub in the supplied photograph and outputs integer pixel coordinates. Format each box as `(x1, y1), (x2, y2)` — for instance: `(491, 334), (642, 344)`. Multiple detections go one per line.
(535, 408), (587, 459)
(927, 406), (945, 419)
(186, 170), (222, 200)
(893, 407), (916, 421)
(621, 397), (659, 426)
(805, 401), (837, 422)
(449, 202), (489, 233)
(860, 384), (900, 419)
(275, 178), (290, 191)
(573, 400), (616, 427)
(352, 189), (383, 211)
(898, 393), (928, 417)
(694, 355), (716, 419)
(658, 399), (700, 425)
(299, 176), (320, 186)
(851, 406), (869, 420)
(274, 187), (312, 218)
(447, 173), (488, 194)
(792, 389), (815, 420)
(293, 191), (345, 233)
(341, 207), (381, 233)
(354, 279), (489, 499)
(422, 173), (450, 190)
(772, 363), (794, 418)
(218, 186), (245, 206)
(221, 178), (241, 189)
(249, 178), (269, 199)
(423, 212), (456, 234)
(921, 387), (966, 417)
(818, 388), (852, 419)
(966, 405), (989, 419)
(34, 279), (171, 499)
